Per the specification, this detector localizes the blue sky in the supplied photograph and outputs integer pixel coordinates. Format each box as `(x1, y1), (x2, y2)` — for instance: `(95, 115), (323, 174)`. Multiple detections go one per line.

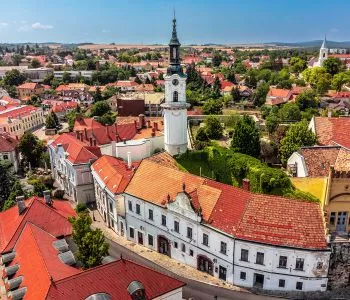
(0, 0), (349, 44)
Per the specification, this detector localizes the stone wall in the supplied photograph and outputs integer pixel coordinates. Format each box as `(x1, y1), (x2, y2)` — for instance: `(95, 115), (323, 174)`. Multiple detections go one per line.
(328, 241), (350, 289)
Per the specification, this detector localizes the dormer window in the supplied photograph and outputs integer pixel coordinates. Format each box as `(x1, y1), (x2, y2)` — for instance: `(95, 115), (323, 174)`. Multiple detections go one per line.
(173, 91), (178, 102)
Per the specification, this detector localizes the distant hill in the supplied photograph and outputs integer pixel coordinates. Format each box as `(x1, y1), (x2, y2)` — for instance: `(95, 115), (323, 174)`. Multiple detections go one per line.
(269, 40), (350, 48)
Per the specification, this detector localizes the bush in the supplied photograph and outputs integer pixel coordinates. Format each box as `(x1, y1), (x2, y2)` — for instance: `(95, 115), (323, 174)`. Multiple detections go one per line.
(205, 116), (223, 139)
(75, 203), (88, 213)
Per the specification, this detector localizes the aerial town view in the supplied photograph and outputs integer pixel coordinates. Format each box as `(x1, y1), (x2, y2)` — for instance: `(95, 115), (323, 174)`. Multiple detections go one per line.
(0, 1), (350, 299)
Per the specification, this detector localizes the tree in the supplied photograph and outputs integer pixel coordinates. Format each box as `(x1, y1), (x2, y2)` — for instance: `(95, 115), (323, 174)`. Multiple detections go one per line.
(316, 74), (331, 95)
(332, 71), (350, 91)
(265, 114), (280, 135)
(279, 121), (316, 165)
(0, 161), (16, 209)
(226, 70), (236, 84)
(30, 58), (41, 68)
(103, 86), (118, 100)
(3, 180), (26, 211)
(93, 86), (103, 102)
(45, 113), (57, 129)
(212, 53), (222, 67)
(90, 101), (111, 117)
(230, 86), (241, 102)
(28, 95), (41, 107)
(295, 90), (318, 110)
(278, 103), (301, 122)
(18, 132), (46, 168)
(231, 115), (260, 158)
(253, 82), (269, 107)
(3, 69), (26, 86)
(203, 98), (223, 115)
(323, 57), (343, 76)
(62, 72), (71, 83)
(69, 212), (109, 269)
(51, 111), (59, 126)
(97, 112), (116, 126)
(289, 57), (307, 74)
(196, 127), (209, 142)
(211, 77), (221, 98)
(205, 116), (223, 139)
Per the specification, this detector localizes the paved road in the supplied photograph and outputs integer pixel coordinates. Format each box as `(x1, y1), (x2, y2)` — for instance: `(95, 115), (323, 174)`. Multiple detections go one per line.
(107, 238), (279, 300)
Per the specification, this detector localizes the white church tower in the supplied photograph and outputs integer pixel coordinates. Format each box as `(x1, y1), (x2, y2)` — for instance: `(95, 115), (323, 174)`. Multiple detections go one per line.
(317, 35), (328, 66)
(162, 14), (189, 156)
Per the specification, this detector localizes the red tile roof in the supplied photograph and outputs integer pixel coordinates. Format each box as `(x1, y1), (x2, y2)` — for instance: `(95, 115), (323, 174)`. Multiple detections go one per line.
(124, 159), (327, 250)
(46, 259), (185, 300)
(0, 105), (41, 119)
(50, 133), (101, 164)
(0, 133), (18, 152)
(314, 117), (350, 148)
(299, 146), (340, 177)
(17, 82), (42, 90)
(91, 156), (138, 194)
(235, 194), (327, 250)
(267, 88), (291, 98)
(0, 197), (76, 253)
(7, 223), (81, 299)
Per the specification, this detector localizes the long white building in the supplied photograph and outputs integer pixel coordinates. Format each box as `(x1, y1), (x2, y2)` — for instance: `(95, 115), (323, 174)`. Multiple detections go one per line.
(91, 152), (330, 292)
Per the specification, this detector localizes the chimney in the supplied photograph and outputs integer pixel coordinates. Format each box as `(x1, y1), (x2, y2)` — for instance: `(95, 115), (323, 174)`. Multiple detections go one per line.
(75, 131), (79, 139)
(89, 137), (93, 146)
(147, 120), (151, 128)
(16, 196), (26, 215)
(134, 120), (137, 129)
(79, 132), (83, 142)
(328, 111), (332, 118)
(139, 114), (145, 128)
(127, 152), (132, 169)
(43, 190), (52, 206)
(154, 122), (158, 131)
(242, 179), (250, 191)
(93, 139), (97, 146)
(84, 128), (88, 140)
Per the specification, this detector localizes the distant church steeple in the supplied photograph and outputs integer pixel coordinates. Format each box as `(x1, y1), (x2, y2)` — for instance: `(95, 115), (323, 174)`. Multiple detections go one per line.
(318, 34), (328, 66)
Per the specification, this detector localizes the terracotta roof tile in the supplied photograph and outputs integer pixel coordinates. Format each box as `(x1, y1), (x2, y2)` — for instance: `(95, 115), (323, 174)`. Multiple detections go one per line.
(334, 147), (350, 171)
(0, 133), (18, 152)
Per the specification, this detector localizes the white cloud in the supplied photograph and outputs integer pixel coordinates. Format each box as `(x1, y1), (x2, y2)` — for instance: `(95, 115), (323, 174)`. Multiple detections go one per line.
(0, 22), (8, 27)
(31, 22), (53, 30)
(18, 25), (31, 32)
(102, 29), (110, 33)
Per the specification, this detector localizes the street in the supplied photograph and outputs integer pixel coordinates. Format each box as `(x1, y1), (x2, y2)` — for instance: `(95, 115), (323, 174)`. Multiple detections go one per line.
(107, 238), (279, 300)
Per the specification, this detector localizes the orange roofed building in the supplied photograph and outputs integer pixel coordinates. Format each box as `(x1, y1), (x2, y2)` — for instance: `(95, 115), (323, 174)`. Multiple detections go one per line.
(0, 195), (185, 299)
(91, 152), (330, 292)
(265, 87), (292, 106)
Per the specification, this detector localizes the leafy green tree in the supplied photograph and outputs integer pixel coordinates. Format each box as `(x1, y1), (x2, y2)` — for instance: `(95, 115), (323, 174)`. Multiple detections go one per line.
(211, 77), (221, 98)
(203, 98), (223, 115)
(0, 161), (16, 209)
(62, 72), (71, 83)
(212, 53), (222, 67)
(226, 70), (236, 83)
(289, 57), (307, 73)
(30, 58), (41, 68)
(279, 121), (316, 165)
(3, 69), (26, 86)
(51, 111), (59, 126)
(253, 82), (269, 107)
(97, 112), (116, 126)
(196, 127), (209, 142)
(103, 86), (118, 100)
(323, 57), (343, 76)
(3, 180), (26, 211)
(295, 90), (318, 110)
(12, 54), (22, 66)
(45, 113), (57, 129)
(278, 103), (301, 122)
(69, 212), (109, 269)
(93, 86), (103, 102)
(316, 74), (331, 95)
(18, 132), (46, 168)
(90, 101), (111, 117)
(245, 69), (258, 88)
(265, 114), (280, 134)
(231, 115), (260, 158)
(230, 86), (241, 102)
(331, 71), (350, 91)
(205, 116), (223, 139)
(28, 95), (41, 107)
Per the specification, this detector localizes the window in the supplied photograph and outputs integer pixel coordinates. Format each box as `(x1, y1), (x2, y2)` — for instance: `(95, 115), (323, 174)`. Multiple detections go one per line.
(161, 215), (167, 226)
(296, 282), (303, 290)
(3, 154), (8, 160)
(295, 258), (304, 271)
(256, 252), (264, 265)
(148, 234), (154, 246)
(129, 227), (134, 238)
(148, 209), (153, 221)
(203, 233), (209, 246)
(279, 256), (287, 268)
(330, 212), (336, 225)
(109, 202), (113, 212)
(181, 243), (186, 252)
(173, 91), (178, 102)
(136, 204), (140, 215)
(220, 242), (227, 255)
(174, 220), (179, 233)
(241, 249), (249, 262)
(189, 249), (194, 256)
(174, 241), (178, 249)
(187, 227), (193, 239)
(128, 201), (132, 212)
(279, 279), (285, 288)
(240, 271), (246, 280)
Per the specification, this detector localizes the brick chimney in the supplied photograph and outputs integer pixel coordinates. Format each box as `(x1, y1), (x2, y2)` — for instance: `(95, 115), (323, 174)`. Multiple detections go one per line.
(127, 152), (132, 169)
(89, 137), (93, 146)
(93, 139), (97, 146)
(84, 128), (88, 140)
(242, 179), (250, 191)
(153, 122), (158, 131)
(134, 120), (137, 129)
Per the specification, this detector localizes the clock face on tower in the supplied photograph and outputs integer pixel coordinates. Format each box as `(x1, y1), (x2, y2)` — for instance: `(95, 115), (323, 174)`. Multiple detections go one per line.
(172, 79), (179, 86)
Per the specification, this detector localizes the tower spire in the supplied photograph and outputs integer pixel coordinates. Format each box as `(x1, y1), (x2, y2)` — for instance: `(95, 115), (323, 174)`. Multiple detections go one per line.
(170, 10), (180, 46)
(322, 34), (327, 49)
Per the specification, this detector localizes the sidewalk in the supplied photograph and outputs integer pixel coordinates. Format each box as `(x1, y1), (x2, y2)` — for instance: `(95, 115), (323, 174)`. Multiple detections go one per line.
(91, 209), (249, 294)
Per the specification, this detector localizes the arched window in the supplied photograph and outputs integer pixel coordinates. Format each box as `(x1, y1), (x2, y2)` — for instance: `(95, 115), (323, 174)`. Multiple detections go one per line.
(173, 91), (178, 102)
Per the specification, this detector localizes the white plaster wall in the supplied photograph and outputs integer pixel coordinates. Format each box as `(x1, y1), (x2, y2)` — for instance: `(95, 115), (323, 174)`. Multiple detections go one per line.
(287, 152), (307, 177)
(153, 288), (183, 300)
